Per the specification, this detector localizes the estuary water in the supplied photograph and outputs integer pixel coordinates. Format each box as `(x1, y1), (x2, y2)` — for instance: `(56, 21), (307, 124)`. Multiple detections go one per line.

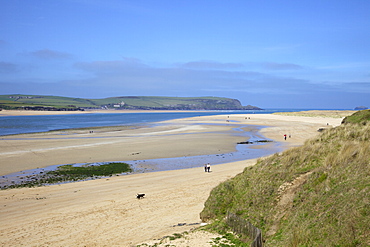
(0, 109), (303, 187)
(0, 122), (282, 188)
(0, 109), (304, 136)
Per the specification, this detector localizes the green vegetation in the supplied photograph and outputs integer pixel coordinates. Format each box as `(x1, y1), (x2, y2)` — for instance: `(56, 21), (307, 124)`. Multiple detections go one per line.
(135, 229), (249, 247)
(0, 95), (92, 110)
(210, 232), (250, 246)
(135, 232), (189, 247)
(341, 109), (370, 125)
(0, 94), (261, 111)
(200, 110), (370, 246)
(1, 162), (132, 189)
(49, 163), (131, 177)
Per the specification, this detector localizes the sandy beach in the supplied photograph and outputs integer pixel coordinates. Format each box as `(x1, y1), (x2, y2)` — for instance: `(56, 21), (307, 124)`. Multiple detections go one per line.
(0, 112), (345, 246)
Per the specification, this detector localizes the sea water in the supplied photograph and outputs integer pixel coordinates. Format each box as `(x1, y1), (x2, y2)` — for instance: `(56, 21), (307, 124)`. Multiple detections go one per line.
(0, 109), (308, 136)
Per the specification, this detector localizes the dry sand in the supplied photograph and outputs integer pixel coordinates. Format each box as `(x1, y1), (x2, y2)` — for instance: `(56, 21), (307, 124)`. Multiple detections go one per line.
(0, 113), (344, 246)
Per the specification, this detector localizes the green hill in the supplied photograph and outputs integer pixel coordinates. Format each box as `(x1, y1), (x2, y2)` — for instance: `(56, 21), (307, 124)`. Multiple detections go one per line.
(0, 95), (261, 111)
(341, 109), (370, 125)
(200, 110), (370, 246)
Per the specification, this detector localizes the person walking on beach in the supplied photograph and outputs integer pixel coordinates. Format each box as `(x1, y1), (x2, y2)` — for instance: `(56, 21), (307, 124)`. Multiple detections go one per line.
(204, 163), (207, 172)
(284, 134), (287, 140)
(207, 163), (211, 172)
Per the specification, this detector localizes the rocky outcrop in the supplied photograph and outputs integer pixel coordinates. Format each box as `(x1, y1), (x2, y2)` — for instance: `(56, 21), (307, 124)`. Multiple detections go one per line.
(354, 106), (368, 110)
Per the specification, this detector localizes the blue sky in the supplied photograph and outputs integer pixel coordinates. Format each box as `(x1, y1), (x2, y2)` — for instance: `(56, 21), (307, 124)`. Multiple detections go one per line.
(1, 0), (369, 109)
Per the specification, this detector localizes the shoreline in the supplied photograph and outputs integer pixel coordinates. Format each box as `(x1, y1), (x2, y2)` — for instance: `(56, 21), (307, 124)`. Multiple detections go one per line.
(0, 117), (259, 175)
(0, 109), (356, 117)
(0, 126), (279, 189)
(0, 113), (344, 176)
(0, 113), (337, 176)
(0, 113), (347, 246)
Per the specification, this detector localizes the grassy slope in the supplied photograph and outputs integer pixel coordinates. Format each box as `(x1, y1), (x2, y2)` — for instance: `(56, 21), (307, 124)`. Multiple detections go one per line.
(342, 109), (370, 125)
(0, 95), (242, 109)
(200, 110), (370, 246)
(0, 95), (94, 108)
(81, 96), (242, 108)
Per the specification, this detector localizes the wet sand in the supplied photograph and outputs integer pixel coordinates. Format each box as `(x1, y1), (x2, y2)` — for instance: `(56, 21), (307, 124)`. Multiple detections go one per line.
(0, 113), (344, 246)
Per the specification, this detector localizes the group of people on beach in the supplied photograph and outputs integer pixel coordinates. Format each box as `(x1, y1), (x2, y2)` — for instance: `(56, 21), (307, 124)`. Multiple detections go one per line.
(204, 163), (211, 172)
(284, 134), (291, 140)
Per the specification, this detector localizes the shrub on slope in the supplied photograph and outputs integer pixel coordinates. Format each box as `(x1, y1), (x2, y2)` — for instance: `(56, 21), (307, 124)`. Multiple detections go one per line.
(200, 114), (370, 246)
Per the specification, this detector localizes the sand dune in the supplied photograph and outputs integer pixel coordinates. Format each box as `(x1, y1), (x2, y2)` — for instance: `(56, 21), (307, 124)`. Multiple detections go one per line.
(0, 114), (344, 246)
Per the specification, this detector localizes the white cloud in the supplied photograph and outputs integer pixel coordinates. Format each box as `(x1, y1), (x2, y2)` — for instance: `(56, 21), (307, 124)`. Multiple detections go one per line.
(29, 49), (73, 60)
(0, 62), (18, 73)
(179, 60), (244, 70)
(70, 59), (324, 97)
(261, 62), (303, 70)
(2, 57), (368, 108)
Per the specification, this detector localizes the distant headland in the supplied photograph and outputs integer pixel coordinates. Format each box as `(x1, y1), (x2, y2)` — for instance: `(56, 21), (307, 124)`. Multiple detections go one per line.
(0, 94), (262, 111)
(354, 106), (368, 110)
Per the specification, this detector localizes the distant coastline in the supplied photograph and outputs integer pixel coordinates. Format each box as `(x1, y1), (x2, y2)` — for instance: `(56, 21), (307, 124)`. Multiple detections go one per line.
(0, 94), (262, 112)
(0, 109), (206, 116)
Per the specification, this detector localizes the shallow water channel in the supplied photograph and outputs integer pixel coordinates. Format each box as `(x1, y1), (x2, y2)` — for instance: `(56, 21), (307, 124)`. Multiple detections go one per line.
(0, 125), (284, 188)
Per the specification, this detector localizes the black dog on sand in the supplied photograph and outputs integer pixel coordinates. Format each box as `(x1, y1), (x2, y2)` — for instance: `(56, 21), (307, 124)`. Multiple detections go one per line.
(136, 193), (145, 199)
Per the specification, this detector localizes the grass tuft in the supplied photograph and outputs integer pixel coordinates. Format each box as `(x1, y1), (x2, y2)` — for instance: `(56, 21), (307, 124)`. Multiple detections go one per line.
(200, 111), (370, 246)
